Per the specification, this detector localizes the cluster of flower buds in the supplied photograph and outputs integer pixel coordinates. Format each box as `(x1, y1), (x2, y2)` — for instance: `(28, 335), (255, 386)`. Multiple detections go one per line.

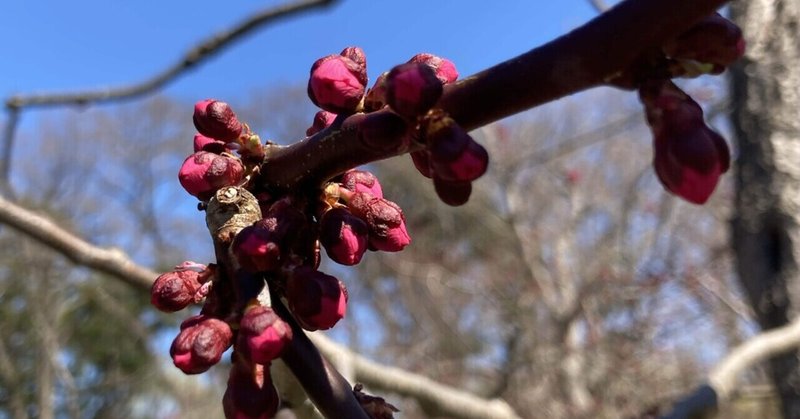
(663, 13), (745, 77)
(319, 169), (411, 266)
(639, 79), (730, 204)
(179, 100), (268, 200)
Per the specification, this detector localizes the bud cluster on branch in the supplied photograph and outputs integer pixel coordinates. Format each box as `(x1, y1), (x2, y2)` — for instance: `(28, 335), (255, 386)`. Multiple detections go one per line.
(150, 7), (744, 418)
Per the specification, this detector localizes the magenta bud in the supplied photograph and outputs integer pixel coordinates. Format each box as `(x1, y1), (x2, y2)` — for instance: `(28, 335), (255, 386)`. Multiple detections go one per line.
(178, 151), (245, 200)
(430, 139), (489, 182)
(223, 363), (279, 419)
(239, 306), (293, 364)
(170, 315), (233, 374)
(232, 224), (281, 273)
(341, 169), (383, 198)
(663, 13), (745, 69)
(424, 113), (470, 161)
(433, 177), (473, 207)
(306, 110), (338, 137)
(346, 192), (411, 252)
(308, 55), (366, 114)
(193, 133), (227, 153)
(193, 99), (244, 142)
(364, 72), (389, 112)
(340, 46), (368, 86)
(640, 80), (730, 204)
(151, 270), (202, 312)
(385, 63), (443, 119)
(320, 207), (369, 266)
(410, 151), (433, 178)
(285, 267), (348, 331)
(408, 53), (459, 84)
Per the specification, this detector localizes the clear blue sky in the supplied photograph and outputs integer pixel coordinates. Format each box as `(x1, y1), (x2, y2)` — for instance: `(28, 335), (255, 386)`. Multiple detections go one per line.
(1, 1), (601, 106)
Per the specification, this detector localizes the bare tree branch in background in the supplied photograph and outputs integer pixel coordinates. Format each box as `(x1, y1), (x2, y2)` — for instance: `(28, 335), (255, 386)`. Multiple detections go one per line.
(0, 192), (522, 419)
(663, 319), (800, 419)
(0, 0), (339, 192)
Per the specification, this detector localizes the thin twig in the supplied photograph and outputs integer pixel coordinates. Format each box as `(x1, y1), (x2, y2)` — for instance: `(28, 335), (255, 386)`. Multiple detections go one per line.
(0, 0), (338, 189)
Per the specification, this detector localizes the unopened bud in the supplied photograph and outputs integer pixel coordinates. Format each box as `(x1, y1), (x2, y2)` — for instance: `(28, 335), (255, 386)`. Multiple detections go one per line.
(193, 99), (244, 142)
(308, 55), (366, 114)
(433, 177), (473, 207)
(340, 46), (368, 86)
(346, 192), (411, 252)
(193, 133), (227, 153)
(151, 270), (202, 312)
(285, 267), (348, 331)
(385, 63), (443, 119)
(178, 151), (245, 200)
(223, 362), (279, 419)
(663, 13), (745, 73)
(320, 207), (369, 266)
(239, 305), (293, 364)
(306, 110), (338, 137)
(364, 72), (389, 112)
(232, 223), (281, 273)
(341, 169), (383, 198)
(170, 315), (233, 374)
(408, 53), (459, 84)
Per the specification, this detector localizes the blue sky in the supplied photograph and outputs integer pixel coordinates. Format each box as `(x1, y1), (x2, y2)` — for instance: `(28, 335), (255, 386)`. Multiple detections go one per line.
(1, 1), (601, 106)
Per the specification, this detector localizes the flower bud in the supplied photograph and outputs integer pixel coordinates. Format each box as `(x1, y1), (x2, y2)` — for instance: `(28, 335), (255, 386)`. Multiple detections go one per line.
(232, 223), (281, 273)
(151, 270), (202, 312)
(408, 53), (458, 84)
(346, 192), (411, 252)
(307, 55), (366, 114)
(663, 13), (745, 73)
(430, 139), (489, 182)
(340, 46), (368, 86)
(285, 267), (348, 331)
(170, 315), (233, 374)
(346, 111), (409, 152)
(640, 80), (730, 204)
(410, 151), (433, 178)
(178, 151), (245, 200)
(223, 362), (279, 419)
(433, 177), (472, 207)
(341, 169), (383, 198)
(320, 207), (369, 265)
(239, 305), (293, 364)
(193, 133), (227, 153)
(364, 72), (388, 112)
(385, 63), (443, 119)
(306, 110), (338, 137)
(193, 99), (244, 142)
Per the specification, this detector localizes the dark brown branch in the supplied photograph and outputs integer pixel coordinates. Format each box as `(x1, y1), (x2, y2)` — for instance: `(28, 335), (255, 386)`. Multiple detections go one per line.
(0, 0), (338, 188)
(257, 0), (730, 190)
(588, 0), (611, 13)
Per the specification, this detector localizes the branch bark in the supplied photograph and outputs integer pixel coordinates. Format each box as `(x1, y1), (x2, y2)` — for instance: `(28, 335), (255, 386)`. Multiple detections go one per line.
(257, 0), (730, 191)
(662, 318), (800, 419)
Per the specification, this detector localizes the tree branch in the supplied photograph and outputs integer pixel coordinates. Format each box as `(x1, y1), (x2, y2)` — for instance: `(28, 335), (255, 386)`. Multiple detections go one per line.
(0, 0), (339, 190)
(309, 333), (522, 419)
(257, 0), (731, 190)
(662, 318), (800, 419)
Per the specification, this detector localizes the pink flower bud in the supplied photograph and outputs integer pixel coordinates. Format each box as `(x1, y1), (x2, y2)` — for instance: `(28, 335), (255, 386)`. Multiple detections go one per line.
(341, 169), (383, 198)
(193, 133), (227, 153)
(410, 150), (433, 178)
(306, 110), (338, 136)
(364, 72), (388, 112)
(320, 207), (369, 265)
(170, 315), (232, 374)
(663, 13), (745, 71)
(640, 80), (730, 204)
(178, 151), (245, 200)
(285, 267), (348, 331)
(307, 55), (366, 114)
(430, 139), (489, 182)
(223, 362), (279, 419)
(151, 270), (202, 312)
(346, 192), (411, 252)
(385, 63), (443, 119)
(232, 223), (281, 273)
(239, 306), (293, 364)
(433, 177), (472, 207)
(408, 53), (459, 84)
(193, 99), (244, 142)
(340, 46), (368, 86)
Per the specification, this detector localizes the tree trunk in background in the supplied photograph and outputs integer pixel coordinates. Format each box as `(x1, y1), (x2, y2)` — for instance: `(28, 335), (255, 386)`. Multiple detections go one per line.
(730, 1), (800, 417)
